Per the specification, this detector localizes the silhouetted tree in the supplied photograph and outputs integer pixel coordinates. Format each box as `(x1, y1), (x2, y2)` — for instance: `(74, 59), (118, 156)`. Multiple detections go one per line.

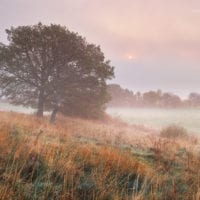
(160, 92), (182, 107)
(107, 85), (185, 108)
(107, 84), (136, 107)
(188, 92), (200, 107)
(0, 23), (114, 122)
(143, 91), (161, 106)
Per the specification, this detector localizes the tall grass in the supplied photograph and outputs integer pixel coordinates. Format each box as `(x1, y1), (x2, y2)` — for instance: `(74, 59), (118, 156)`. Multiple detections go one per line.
(0, 111), (199, 199)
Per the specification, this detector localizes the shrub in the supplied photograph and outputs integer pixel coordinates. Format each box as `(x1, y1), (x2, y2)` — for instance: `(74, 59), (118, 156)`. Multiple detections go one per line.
(160, 124), (188, 139)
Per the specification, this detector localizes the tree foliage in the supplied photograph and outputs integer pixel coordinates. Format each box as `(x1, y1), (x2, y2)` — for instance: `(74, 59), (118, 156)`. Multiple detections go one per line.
(107, 84), (196, 108)
(0, 23), (114, 122)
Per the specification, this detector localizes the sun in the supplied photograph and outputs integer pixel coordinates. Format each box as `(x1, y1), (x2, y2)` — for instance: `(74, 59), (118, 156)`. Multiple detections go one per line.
(124, 53), (137, 61)
(128, 55), (133, 60)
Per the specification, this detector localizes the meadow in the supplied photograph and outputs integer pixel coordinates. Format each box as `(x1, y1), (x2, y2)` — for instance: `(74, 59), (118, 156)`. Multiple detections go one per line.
(0, 111), (200, 199)
(107, 107), (200, 134)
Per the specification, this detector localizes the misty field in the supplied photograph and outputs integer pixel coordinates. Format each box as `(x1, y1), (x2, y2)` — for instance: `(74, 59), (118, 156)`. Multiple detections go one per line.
(1, 102), (200, 134)
(0, 111), (200, 199)
(107, 107), (200, 134)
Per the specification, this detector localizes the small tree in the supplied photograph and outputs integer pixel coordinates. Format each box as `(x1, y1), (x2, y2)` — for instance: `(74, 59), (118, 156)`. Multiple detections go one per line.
(0, 23), (114, 122)
(188, 92), (200, 107)
(143, 91), (161, 106)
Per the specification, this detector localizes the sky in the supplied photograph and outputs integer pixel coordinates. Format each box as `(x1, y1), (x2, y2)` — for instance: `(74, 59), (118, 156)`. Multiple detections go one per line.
(1, 0), (200, 98)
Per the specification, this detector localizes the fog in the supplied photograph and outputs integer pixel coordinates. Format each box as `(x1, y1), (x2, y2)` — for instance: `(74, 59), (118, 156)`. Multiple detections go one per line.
(107, 107), (200, 134)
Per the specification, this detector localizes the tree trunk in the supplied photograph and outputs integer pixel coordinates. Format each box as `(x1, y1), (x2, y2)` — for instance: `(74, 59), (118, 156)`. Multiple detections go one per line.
(50, 106), (58, 123)
(36, 90), (44, 117)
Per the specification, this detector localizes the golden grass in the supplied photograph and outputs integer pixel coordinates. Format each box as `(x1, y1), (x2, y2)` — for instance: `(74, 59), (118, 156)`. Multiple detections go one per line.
(0, 111), (200, 199)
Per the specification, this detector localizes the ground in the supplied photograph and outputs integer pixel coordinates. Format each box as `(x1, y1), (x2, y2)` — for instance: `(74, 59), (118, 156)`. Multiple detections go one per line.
(0, 111), (199, 200)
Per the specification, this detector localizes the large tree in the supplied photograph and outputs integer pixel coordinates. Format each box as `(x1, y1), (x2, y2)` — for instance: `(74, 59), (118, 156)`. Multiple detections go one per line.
(0, 23), (114, 122)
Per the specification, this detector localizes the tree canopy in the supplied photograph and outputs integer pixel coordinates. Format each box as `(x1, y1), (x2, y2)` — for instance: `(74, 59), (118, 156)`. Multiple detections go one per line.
(0, 23), (114, 122)
(107, 84), (196, 108)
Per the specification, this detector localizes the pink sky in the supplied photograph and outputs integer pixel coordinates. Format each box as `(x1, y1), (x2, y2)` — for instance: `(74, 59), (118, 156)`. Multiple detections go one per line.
(1, 0), (200, 97)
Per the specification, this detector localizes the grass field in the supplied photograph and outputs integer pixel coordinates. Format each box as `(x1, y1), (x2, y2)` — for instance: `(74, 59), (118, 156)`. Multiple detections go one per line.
(0, 111), (200, 199)
(107, 107), (200, 134)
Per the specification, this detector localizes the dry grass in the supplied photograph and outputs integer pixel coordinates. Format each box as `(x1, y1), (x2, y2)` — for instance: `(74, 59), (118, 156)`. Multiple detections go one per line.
(0, 111), (200, 199)
(160, 124), (188, 139)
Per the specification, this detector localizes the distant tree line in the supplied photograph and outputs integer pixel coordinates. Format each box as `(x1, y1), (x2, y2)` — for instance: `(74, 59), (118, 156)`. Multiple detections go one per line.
(108, 84), (200, 108)
(0, 23), (114, 122)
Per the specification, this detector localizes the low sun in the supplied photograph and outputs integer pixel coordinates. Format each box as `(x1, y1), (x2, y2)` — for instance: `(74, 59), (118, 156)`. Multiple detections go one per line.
(128, 55), (133, 60)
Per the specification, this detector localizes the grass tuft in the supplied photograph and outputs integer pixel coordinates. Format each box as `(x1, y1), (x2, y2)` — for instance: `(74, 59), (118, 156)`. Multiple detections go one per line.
(160, 124), (188, 139)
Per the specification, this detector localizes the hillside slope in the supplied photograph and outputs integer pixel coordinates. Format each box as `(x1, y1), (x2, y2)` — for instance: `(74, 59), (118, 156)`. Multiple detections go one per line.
(0, 112), (199, 199)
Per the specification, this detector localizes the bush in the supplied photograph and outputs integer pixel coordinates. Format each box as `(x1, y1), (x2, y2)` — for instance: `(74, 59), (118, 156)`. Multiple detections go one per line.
(160, 124), (188, 139)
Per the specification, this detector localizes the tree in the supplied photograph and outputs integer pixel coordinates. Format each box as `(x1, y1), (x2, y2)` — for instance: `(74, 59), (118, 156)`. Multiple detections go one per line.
(143, 91), (161, 106)
(160, 92), (182, 107)
(188, 92), (200, 107)
(0, 23), (114, 122)
(107, 84), (136, 107)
